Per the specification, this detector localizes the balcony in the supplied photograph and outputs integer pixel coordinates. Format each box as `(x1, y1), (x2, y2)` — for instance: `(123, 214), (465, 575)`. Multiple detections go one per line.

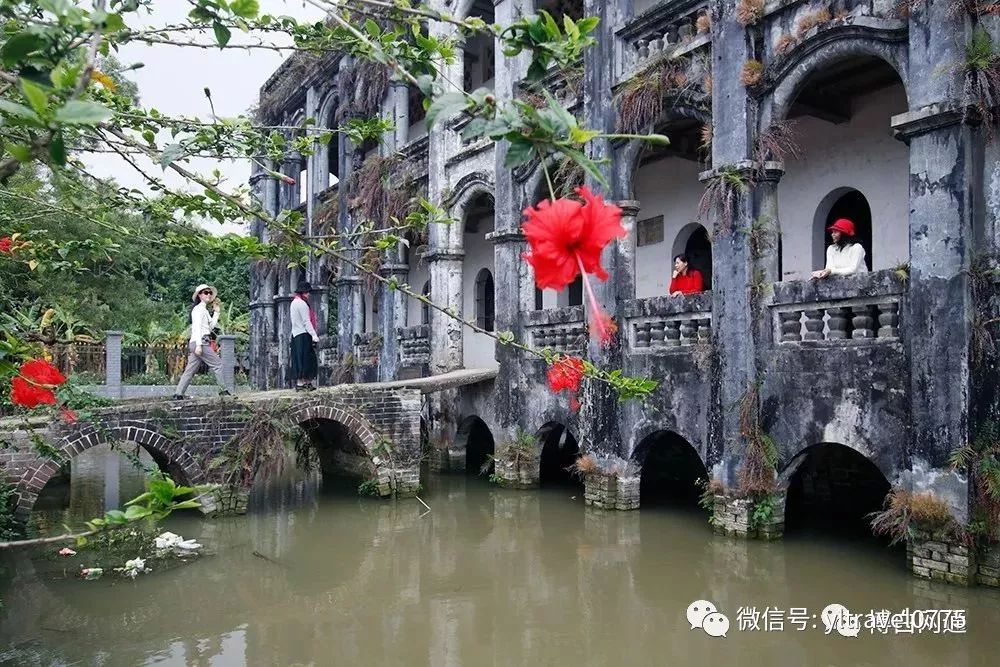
(622, 292), (712, 353)
(616, 1), (710, 83)
(769, 270), (904, 346)
(524, 306), (587, 357)
(398, 325), (430, 366)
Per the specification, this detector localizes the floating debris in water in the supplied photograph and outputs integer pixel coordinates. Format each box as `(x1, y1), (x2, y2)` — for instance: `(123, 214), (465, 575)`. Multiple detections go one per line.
(154, 531), (202, 553)
(79, 567), (103, 580)
(116, 557), (149, 579)
(57, 547), (76, 557)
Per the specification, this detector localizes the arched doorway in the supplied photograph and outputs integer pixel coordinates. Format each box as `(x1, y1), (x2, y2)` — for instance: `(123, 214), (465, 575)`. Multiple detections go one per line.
(783, 442), (891, 537)
(671, 222), (712, 290)
(634, 431), (707, 506)
(537, 422), (581, 487)
(475, 268), (495, 331)
(813, 188), (873, 272)
(456, 415), (495, 476)
(777, 55), (908, 279)
(461, 191), (497, 368)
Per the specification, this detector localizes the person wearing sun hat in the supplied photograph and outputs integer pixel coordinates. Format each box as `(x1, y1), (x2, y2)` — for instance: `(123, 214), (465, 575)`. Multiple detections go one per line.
(811, 218), (868, 279)
(172, 283), (230, 399)
(289, 279), (320, 391)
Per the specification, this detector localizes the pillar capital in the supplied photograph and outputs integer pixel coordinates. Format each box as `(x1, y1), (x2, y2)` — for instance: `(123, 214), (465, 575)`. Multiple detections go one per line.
(615, 200), (641, 217)
(484, 229), (525, 244)
(891, 105), (970, 144)
(422, 248), (465, 263)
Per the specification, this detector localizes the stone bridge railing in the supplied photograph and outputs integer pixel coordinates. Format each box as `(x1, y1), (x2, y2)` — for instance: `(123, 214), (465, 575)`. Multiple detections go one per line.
(397, 324), (430, 366)
(523, 306), (587, 357)
(353, 332), (382, 365)
(615, 0), (711, 82)
(770, 270), (905, 345)
(623, 292), (712, 352)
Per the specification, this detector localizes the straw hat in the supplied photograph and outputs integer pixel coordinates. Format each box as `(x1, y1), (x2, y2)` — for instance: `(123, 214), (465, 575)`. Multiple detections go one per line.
(192, 283), (218, 301)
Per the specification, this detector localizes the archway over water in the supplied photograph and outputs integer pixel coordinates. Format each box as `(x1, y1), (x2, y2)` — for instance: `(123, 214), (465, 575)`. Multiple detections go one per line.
(298, 418), (377, 492)
(634, 431), (707, 506)
(782, 442), (890, 537)
(456, 415), (495, 476)
(537, 422), (580, 487)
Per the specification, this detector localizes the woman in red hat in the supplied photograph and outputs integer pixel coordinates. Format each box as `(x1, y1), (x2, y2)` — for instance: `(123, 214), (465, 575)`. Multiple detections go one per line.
(811, 218), (867, 280)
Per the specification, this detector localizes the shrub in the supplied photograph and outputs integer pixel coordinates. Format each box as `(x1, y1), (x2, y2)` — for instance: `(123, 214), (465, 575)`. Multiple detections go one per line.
(775, 34), (797, 56)
(736, 0), (765, 26)
(569, 453), (598, 479)
(696, 13), (711, 34)
(796, 7), (832, 38)
(869, 489), (955, 545)
(740, 59), (764, 87)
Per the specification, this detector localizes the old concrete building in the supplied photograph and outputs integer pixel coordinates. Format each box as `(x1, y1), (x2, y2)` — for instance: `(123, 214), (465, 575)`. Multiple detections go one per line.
(250, 1), (1000, 585)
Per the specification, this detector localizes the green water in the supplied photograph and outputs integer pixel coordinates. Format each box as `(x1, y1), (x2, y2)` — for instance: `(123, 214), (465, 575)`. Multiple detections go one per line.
(1, 447), (999, 666)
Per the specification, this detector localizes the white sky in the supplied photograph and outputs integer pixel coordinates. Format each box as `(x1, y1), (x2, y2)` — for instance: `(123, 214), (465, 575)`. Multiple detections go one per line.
(83, 0), (326, 234)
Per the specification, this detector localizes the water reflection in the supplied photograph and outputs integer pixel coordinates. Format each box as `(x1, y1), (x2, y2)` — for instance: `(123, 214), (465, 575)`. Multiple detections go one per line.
(2, 471), (999, 666)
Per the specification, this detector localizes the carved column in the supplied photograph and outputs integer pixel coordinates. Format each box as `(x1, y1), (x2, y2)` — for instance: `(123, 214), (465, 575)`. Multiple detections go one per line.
(426, 249), (465, 373)
(378, 262), (409, 381)
(615, 200), (640, 304)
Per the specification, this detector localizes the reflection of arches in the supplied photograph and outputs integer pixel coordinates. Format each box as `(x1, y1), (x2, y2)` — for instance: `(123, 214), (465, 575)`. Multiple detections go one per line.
(814, 188), (872, 271)
(475, 269), (495, 330)
(633, 431), (707, 506)
(456, 415), (495, 475)
(781, 442), (890, 537)
(537, 422), (580, 487)
(15, 422), (212, 521)
(671, 223), (712, 290)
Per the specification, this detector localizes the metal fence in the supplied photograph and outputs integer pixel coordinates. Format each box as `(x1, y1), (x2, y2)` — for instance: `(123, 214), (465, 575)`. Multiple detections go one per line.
(48, 343), (106, 378)
(121, 343), (193, 383)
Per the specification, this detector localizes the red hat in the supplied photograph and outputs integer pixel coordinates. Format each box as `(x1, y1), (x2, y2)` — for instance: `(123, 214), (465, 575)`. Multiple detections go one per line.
(827, 218), (855, 236)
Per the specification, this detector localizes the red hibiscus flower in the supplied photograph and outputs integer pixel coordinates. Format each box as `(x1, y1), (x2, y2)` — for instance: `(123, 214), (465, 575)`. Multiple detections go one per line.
(60, 406), (78, 424)
(11, 376), (57, 407)
(9, 359), (66, 409)
(0, 236), (11, 254)
(20, 359), (66, 387)
(522, 186), (625, 290)
(547, 356), (585, 394)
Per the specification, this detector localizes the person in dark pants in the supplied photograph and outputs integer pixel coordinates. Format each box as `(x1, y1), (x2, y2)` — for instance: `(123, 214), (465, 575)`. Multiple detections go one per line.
(290, 280), (319, 391)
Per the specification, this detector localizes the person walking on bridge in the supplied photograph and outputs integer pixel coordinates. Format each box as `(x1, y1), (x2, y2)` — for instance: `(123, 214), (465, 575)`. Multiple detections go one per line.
(290, 280), (319, 391)
(172, 283), (230, 399)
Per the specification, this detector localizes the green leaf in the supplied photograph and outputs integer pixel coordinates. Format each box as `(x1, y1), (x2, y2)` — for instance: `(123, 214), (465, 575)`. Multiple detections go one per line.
(0, 99), (39, 121)
(20, 79), (48, 116)
(6, 143), (32, 162)
(53, 100), (112, 125)
(124, 504), (152, 520)
(1, 33), (45, 68)
(168, 499), (203, 511)
(229, 0), (259, 18)
(104, 509), (127, 525)
(48, 130), (66, 166)
(503, 137), (535, 168)
(425, 91), (467, 127)
(213, 21), (232, 48)
(159, 143), (187, 168)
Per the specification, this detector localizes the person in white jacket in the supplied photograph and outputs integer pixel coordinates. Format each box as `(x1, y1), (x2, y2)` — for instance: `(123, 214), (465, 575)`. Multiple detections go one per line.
(290, 280), (320, 391)
(811, 218), (868, 279)
(172, 284), (230, 399)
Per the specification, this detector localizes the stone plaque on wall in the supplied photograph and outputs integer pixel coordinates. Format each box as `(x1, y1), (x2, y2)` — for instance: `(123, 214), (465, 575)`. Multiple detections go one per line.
(637, 215), (664, 247)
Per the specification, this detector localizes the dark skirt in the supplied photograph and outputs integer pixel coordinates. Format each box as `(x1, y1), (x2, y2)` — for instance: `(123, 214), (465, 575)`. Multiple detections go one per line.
(291, 333), (317, 381)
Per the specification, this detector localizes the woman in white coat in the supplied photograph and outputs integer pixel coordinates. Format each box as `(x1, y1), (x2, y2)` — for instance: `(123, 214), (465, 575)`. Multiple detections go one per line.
(172, 284), (230, 399)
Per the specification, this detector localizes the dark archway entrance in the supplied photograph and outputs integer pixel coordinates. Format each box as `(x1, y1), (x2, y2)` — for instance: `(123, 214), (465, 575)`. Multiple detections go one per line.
(817, 188), (873, 271)
(634, 431), (707, 506)
(537, 422), (581, 487)
(299, 418), (376, 492)
(783, 442), (890, 536)
(457, 415), (495, 476)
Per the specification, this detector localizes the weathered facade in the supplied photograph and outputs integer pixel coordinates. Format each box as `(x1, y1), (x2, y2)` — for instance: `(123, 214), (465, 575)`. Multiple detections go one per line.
(250, 0), (1000, 585)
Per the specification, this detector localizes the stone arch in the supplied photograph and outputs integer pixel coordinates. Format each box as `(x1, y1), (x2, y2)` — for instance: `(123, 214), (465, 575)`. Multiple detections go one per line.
(455, 415), (495, 475)
(536, 421), (581, 487)
(778, 441), (892, 536)
(286, 401), (388, 487)
(766, 28), (909, 125)
(615, 100), (711, 200)
(14, 421), (213, 521)
(632, 430), (708, 506)
(441, 171), (495, 250)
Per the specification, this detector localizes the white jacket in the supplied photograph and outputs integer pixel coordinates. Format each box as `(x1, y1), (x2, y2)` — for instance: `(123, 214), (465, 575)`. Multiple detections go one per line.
(824, 243), (867, 276)
(189, 302), (220, 343)
(291, 297), (319, 340)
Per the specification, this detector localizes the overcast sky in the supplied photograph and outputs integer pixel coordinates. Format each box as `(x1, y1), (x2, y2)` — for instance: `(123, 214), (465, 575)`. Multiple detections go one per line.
(83, 0), (326, 234)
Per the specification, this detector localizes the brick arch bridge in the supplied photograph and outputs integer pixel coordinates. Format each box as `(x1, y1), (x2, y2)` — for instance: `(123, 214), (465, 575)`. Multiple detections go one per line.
(0, 374), (484, 523)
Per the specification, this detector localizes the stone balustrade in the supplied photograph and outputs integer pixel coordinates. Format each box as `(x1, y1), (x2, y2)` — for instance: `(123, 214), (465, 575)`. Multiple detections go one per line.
(770, 270), (905, 345)
(622, 292), (712, 352)
(397, 324), (430, 366)
(523, 306), (587, 357)
(353, 331), (382, 365)
(616, 1), (710, 81)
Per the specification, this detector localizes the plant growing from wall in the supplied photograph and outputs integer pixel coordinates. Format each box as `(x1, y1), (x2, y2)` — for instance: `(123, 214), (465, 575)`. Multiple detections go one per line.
(358, 478), (380, 496)
(553, 156), (585, 199)
(490, 429), (540, 477)
(869, 488), (957, 545)
(740, 59), (764, 87)
(207, 405), (298, 487)
(736, 0), (766, 26)
(696, 476), (725, 526)
(698, 166), (751, 235)
(950, 420), (1000, 544)
(796, 7), (833, 38)
(699, 122), (713, 158)
(735, 382), (780, 527)
(614, 56), (692, 134)
(955, 26), (1000, 138)
(696, 12), (712, 35)
(774, 34), (798, 56)
(753, 120), (802, 171)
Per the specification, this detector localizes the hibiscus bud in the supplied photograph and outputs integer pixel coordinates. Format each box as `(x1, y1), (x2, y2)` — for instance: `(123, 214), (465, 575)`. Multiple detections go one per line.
(0, 236), (12, 254)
